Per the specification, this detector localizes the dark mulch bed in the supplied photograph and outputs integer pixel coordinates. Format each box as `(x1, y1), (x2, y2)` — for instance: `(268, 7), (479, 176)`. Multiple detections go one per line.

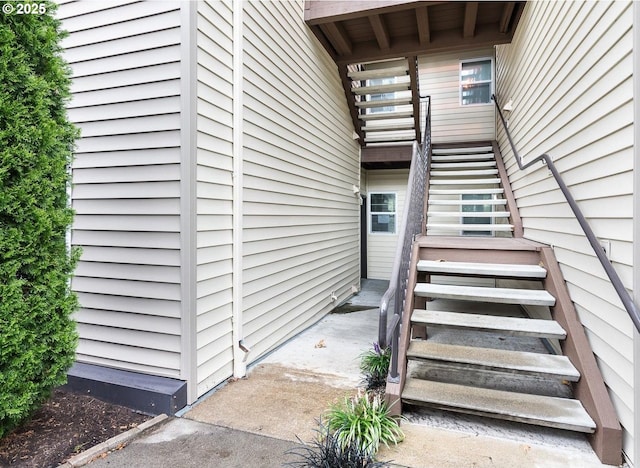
(0, 388), (152, 468)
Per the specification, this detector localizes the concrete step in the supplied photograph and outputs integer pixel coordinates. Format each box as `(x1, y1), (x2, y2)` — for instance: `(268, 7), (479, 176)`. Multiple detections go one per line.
(429, 178), (501, 185)
(402, 378), (596, 433)
(431, 161), (496, 169)
(429, 199), (507, 206)
(417, 260), (547, 278)
(431, 154), (494, 162)
(414, 283), (556, 306)
(407, 341), (580, 381)
(432, 146), (493, 154)
(426, 223), (514, 232)
(431, 169), (499, 177)
(411, 309), (566, 339)
(427, 211), (511, 218)
(429, 188), (504, 195)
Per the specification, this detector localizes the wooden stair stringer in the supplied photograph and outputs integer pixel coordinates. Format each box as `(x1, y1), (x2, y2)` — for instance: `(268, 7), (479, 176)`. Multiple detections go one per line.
(492, 141), (523, 237)
(384, 240), (420, 416)
(540, 246), (622, 466)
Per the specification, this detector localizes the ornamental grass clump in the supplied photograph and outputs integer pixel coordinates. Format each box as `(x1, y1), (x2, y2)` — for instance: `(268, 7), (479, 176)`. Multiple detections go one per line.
(0, 3), (80, 437)
(360, 342), (391, 390)
(325, 391), (404, 457)
(285, 420), (390, 468)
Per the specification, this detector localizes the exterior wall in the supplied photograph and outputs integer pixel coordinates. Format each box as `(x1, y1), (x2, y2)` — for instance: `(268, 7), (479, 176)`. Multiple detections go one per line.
(364, 169), (409, 280)
(59, 1), (185, 379)
(194, 0), (235, 397)
(241, 0), (361, 361)
(418, 48), (495, 143)
(495, 1), (635, 461)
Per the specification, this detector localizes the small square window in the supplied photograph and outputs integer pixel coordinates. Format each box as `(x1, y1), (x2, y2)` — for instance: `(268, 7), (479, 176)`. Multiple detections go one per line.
(369, 193), (397, 234)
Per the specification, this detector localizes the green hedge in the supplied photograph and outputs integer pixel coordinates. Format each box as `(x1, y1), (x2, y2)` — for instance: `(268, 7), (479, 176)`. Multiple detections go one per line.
(0, 2), (80, 437)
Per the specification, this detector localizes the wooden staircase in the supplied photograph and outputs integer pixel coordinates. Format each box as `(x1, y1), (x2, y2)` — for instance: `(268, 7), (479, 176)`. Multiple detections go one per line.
(385, 143), (622, 465)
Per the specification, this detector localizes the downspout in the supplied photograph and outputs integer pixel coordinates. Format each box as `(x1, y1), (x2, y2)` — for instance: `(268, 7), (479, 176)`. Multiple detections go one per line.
(633, 2), (640, 466)
(232, 0), (247, 378)
(179, 1), (198, 404)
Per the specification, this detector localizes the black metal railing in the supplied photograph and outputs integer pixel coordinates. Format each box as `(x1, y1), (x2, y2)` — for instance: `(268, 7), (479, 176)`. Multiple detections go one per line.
(492, 94), (640, 332)
(378, 96), (431, 380)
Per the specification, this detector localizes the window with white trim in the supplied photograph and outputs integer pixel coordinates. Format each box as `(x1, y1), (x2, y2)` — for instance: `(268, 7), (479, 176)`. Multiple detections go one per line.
(460, 58), (493, 106)
(461, 193), (493, 236)
(369, 193), (396, 234)
(367, 77), (396, 113)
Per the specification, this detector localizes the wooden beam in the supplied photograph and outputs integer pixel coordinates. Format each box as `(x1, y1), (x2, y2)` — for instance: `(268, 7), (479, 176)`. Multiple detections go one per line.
(540, 247), (622, 466)
(492, 141), (523, 237)
(408, 56), (421, 143)
(416, 5), (430, 45)
(305, 1), (441, 25)
(320, 21), (352, 56)
(464, 2), (479, 38)
(338, 65), (363, 145)
(499, 2), (516, 33)
(369, 14), (391, 50)
(362, 145), (413, 163)
(335, 25), (516, 65)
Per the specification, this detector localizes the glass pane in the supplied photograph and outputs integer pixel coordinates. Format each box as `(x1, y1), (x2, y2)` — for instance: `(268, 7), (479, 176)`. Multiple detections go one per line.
(371, 214), (396, 233)
(462, 193), (492, 236)
(461, 83), (491, 105)
(461, 60), (492, 82)
(370, 194), (395, 213)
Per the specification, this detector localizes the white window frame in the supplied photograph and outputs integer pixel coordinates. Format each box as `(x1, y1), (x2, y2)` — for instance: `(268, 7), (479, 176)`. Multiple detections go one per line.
(368, 192), (397, 235)
(366, 77), (396, 114)
(459, 57), (494, 107)
(460, 193), (495, 237)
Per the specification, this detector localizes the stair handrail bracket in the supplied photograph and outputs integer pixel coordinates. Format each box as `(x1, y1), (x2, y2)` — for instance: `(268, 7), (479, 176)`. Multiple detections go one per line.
(378, 97), (431, 376)
(492, 94), (640, 333)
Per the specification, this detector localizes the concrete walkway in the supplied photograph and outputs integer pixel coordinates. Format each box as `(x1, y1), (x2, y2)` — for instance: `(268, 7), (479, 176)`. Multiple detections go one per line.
(79, 282), (612, 468)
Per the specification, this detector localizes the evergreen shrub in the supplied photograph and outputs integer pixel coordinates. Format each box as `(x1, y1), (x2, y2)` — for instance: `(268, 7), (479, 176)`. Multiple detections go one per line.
(0, 2), (80, 437)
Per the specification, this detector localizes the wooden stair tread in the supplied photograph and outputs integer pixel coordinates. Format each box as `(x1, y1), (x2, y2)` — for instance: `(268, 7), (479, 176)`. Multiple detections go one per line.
(411, 309), (566, 339)
(407, 341), (580, 381)
(417, 260), (547, 278)
(415, 283), (555, 306)
(402, 378), (596, 433)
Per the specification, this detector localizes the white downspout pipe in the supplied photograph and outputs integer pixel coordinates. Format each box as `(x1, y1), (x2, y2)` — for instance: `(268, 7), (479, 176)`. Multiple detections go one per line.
(232, 0), (247, 378)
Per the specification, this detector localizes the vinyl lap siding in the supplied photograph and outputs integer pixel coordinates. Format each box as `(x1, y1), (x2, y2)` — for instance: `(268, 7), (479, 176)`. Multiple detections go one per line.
(495, 1), (634, 460)
(195, 0), (234, 396)
(364, 170), (409, 280)
(242, 1), (360, 360)
(59, 1), (184, 378)
(419, 48), (495, 143)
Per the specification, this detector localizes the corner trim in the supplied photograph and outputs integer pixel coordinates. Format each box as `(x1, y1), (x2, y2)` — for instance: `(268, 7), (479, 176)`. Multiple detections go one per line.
(179, 1), (198, 405)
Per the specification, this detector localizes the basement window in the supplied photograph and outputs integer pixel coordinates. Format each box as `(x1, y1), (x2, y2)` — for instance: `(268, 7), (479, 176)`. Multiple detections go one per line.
(460, 58), (493, 106)
(369, 193), (396, 234)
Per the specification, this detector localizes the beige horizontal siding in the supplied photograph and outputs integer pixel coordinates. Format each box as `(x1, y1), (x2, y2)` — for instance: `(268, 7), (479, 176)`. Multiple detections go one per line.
(418, 48), (495, 143)
(241, 0), (360, 360)
(195, 0), (234, 396)
(495, 0), (634, 460)
(58, 0), (184, 379)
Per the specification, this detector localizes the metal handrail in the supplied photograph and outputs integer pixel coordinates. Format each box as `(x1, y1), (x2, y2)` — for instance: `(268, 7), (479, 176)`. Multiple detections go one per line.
(492, 94), (640, 332)
(378, 97), (431, 380)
